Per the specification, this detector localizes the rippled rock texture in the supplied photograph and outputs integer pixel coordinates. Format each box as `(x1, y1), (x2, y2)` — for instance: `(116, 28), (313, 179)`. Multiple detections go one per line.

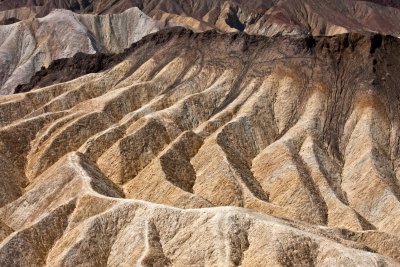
(2, 0), (400, 94)
(0, 28), (400, 266)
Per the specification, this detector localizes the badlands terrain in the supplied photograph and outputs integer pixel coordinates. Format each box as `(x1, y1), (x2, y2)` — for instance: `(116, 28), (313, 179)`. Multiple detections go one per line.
(1, 0), (400, 266)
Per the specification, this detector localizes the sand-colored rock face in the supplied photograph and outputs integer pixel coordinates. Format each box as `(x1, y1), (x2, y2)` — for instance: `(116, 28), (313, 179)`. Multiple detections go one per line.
(0, 29), (400, 265)
(0, 7), (164, 95)
(2, 0), (400, 94)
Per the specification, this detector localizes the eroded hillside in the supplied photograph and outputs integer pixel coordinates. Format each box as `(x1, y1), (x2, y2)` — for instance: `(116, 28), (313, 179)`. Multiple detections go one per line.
(0, 28), (400, 266)
(2, 0), (400, 36)
(0, 7), (165, 95)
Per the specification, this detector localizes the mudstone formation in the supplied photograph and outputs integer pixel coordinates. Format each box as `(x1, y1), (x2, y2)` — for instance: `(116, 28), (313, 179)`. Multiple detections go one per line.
(0, 0), (400, 266)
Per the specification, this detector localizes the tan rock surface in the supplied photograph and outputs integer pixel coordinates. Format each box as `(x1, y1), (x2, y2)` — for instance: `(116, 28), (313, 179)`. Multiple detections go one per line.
(0, 29), (400, 265)
(1, 152), (398, 266)
(2, 0), (400, 96)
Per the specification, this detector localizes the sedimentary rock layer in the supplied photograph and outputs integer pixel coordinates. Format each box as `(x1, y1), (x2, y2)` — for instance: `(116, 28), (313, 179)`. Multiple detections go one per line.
(2, 0), (400, 36)
(0, 28), (400, 265)
(2, 0), (400, 95)
(0, 7), (164, 95)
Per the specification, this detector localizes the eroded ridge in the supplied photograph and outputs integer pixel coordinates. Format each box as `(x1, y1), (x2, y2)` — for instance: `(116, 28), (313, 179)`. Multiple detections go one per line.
(2, 0), (400, 37)
(0, 7), (165, 95)
(1, 29), (400, 265)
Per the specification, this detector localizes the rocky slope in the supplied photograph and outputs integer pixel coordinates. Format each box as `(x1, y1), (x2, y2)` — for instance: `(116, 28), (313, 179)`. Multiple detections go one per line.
(2, 0), (400, 94)
(258, 0), (400, 36)
(144, 0), (400, 37)
(0, 7), (165, 95)
(2, 0), (400, 36)
(0, 28), (400, 265)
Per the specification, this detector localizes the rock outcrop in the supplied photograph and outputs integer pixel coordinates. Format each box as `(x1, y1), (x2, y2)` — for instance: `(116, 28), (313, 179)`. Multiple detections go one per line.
(0, 7), (165, 95)
(2, 0), (400, 37)
(2, 0), (400, 95)
(1, 28), (400, 265)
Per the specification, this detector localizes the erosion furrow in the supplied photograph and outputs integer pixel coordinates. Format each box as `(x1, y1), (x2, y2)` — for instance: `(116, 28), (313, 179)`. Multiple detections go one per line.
(1, 28), (400, 265)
